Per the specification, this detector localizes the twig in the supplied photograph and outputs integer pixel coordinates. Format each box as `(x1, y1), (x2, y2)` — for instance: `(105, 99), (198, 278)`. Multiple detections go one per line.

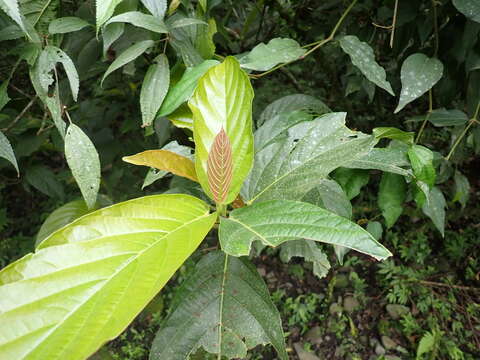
(418, 280), (480, 292)
(446, 100), (480, 160)
(8, 83), (34, 99)
(415, 89), (433, 144)
(1, 95), (38, 132)
(250, 0), (358, 79)
(390, 0), (399, 48)
(431, 0), (439, 56)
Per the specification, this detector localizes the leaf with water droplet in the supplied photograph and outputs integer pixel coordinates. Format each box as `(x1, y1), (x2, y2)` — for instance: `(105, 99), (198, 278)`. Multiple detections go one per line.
(65, 124), (101, 209)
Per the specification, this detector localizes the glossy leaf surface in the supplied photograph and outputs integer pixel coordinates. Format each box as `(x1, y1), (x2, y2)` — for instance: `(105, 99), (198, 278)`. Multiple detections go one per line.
(339, 35), (394, 95)
(395, 54), (443, 113)
(189, 57), (254, 204)
(150, 251), (287, 360)
(65, 124), (101, 209)
(242, 113), (377, 203)
(0, 194), (216, 360)
(140, 54), (169, 127)
(219, 199), (392, 260)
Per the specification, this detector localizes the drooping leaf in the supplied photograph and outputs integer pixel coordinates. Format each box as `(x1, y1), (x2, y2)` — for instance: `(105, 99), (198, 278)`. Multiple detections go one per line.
(101, 22), (124, 57)
(373, 127), (414, 144)
(367, 221), (383, 240)
(407, 145), (436, 187)
(123, 149), (198, 182)
(0, 194), (216, 360)
(101, 40), (155, 85)
(0, 130), (19, 175)
(0, 0), (27, 35)
(166, 104), (193, 130)
(394, 53), (443, 113)
(140, 54), (169, 127)
(168, 15), (204, 67)
(189, 57), (254, 204)
(207, 128), (233, 204)
(303, 179), (352, 219)
(159, 59), (219, 117)
(339, 35), (394, 96)
(453, 0), (480, 23)
(407, 109), (469, 127)
(25, 165), (64, 199)
(453, 170), (470, 208)
(346, 147), (412, 177)
(65, 124), (101, 209)
(332, 168), (370, 200)
(195, 17), (216, 59)
(242, 113), (377, 203)
(96, 0), (123, 29)
(105, 11), (168, 33)
(150, 251), (287, 360)
(37, 46), (80, 101)
(140, 0), (167, 18)
(219, 199), (392, 260)
(422, 186), (446, 236)
(378, 173), (406, 228)
(239, 38), (306, 71)
(280, 240), (331, 279)
(258, 94), (330, 127)
(48, 16), (90, 34)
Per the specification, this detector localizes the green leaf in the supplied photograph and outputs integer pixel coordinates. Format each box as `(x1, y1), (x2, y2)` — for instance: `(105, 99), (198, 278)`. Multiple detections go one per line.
(428, 109), (468, 127)
(195, 18), (217, 59)
(332, 168), (370, 200)
(453, 170), (470, 208)
(453, 0), (480, 23)
(38, 46), (80, 101)
(416, 332), (436, 360)
(207, 128), (233, 204)
(101, 22), (124, 57)
(0, 194), (216, 360)
(303, 179), (352, 219)
(25, 165), (64, 199)
(140, 54), (169, 127)
(0, 80), (11, 112)
(105, 11), (168, 33)
(48, 16), (90, 34)
(422, 186), (446, 236)
(140, 0), (167, 18)
(219, 199), (392, 260)
(280, 240), (330, 279)
(166, 104), (193, 130)
(150, 251), (287, 360)
(258, 94), (330, 127)
(189, 57), (254, 204)
(394, 53), (443, 113)
(239, 38), (306, 71)
(408, 145), (436, 187)
(378, 173), (406, 228)
(36, 199), (91, 246)
(96, 0), (123, 29)
(373, 127), (414, 144)
(0, 130), (19, 175)
(169, 17), (207, 29)
(65, 124), (101, 209)
(345, 147), (412, 177)
(242, 113), (377, 203)
(366, 221), (383, 240)
(101, 40), (155, 85)
(0, 0), (27, 35)
(339, 35), (394, 96)
(159, 60), (219, 117)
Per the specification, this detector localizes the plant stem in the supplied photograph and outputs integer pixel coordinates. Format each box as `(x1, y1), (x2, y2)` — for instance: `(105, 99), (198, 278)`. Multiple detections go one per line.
(415, 89), (433, 144)
(389, 0), (399, 48)
(445, 100), (480, 160)
(432, 0), (439, 56)
(217, 254), (229, 359)
(1, 95), (38, 132)
(251, 0), (358, 79)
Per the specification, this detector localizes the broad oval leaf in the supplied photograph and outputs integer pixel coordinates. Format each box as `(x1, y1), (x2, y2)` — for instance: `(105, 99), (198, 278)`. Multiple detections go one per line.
(0, 130), (19, 175)
(219, 199), (392, 260)
(378, 172), (407, 228)
(140, 54), (170, 127)
(189, 57), (254, 204)
(158, 60), (219, 117)
(96, 0), (123, 29)
(48, 16), (90, 34)
(0, 194), (217, 360)
(239, 38), (306, 71)
(150, 251), (287, 360)
(453, 0), (480, 23)
(407, 144), (436, 187)
(345, 147), (412, 177)
(101, 40), (155, 85)
(422, 186), (446, 236)
(303, 179), (352, 219)
(242, 112), (377, 203)
(394, 53), (443, 113)
(123, 149), (198, 182)
(141, 0), (167, 18)
(65, 124), (101, 209)
(25, 165), (64, 200)
(105, 11), (168, 33)
(339, 35), (394, 96)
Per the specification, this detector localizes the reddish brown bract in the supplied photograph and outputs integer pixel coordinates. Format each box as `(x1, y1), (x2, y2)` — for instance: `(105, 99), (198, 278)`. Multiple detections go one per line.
(207, 128), (233, 204)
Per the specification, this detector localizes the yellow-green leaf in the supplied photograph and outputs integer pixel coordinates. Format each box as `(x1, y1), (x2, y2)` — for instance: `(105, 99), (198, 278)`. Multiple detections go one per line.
(189, 57), (254, 204)
(123, 149), (198, 182)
